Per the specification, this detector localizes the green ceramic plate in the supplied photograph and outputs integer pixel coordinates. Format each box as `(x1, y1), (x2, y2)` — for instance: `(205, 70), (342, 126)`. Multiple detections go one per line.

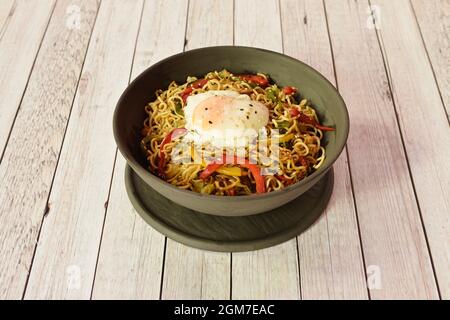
(125, 165), (334, 252)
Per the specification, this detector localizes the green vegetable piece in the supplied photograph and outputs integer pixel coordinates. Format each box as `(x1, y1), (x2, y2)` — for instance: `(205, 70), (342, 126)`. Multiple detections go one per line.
(174, 101), (184, 116)
(266, 87), (280, 103)
(276, 120), (290, 128)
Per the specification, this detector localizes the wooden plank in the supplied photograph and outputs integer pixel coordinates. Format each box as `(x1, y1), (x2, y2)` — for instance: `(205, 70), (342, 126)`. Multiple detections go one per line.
(411, 0), (450, 119)
(162, 244), (231, 299)
(161, 0), (233, 300)
(232, 0), (301, 300)
(324, 0), (439, 299)
(185, 0), (233, 47)
(23, 0), (143, 299)
(0, 0), (55, 156)
(0, 0), (15, 40)
(92, 0), (188, 300)
(91, 154), (166, 300)
(371, 0), (450, 299)
(0, 0), (98, 299)
(280, 0), (368, 300)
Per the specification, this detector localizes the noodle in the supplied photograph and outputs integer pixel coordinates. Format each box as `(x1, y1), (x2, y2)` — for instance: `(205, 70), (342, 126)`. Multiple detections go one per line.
(140, 69), (332, 196)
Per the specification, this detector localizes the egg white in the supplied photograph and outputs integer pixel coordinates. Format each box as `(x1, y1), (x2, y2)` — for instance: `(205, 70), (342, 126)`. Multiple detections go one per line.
(183, 90), (269, 149)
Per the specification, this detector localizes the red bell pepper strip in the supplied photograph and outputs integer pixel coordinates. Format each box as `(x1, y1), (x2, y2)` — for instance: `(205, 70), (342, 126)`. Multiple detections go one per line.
(238, 74), (269, 87)
(315, 123), (336, 131)
(242, 162), (266, 193)
(295, 111), (316, 125)
(290, 108), (335, 131)
(282, 86), (296, 95)
(199, 163), (222, 180)
(289, 107), (301, 118)
(181, 89), (192, 103)
(181, 79), (209, 103)
(191, 78), (209, 89)
(158, 128), (187, 177)
(198, 152), (227, 180)
(199, 153), (266, 193)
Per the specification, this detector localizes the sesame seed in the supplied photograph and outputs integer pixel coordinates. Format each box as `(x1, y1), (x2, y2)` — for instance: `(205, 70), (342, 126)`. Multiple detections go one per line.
(205, 107), (208, 110)
(246, 116), (249, 119)
(240, 108), (244, 111)
(209, 120), (213, 124)
(255, 111), (257, 114)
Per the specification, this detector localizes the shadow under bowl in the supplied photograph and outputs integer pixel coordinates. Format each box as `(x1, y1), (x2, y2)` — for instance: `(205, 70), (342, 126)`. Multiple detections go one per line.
(113, 46), (349, 216)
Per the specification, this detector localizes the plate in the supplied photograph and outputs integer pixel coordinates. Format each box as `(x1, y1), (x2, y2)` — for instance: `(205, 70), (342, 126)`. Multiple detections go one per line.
(125, 165), (334, 252)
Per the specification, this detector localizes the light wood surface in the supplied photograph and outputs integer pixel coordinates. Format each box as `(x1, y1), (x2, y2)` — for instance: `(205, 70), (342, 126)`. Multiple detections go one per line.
(92, 0), (187, 300)
(0, 0), (97, 299)
(281, 0), (367, 300)
(0, 1), (15, 39)
(0, 0), (55, 155)
(24, 0), (143, 299)
(161, 0), (232, 300)
(372, 0), (449, 298)
(325, 0), (438, 299)
(411, 0), (450, 120)
(232, 0), (301, 300)
(0, 0), (447, 300)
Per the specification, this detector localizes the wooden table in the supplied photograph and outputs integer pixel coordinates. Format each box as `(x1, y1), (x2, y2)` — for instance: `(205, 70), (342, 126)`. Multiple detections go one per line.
(0, 0), (448, 300)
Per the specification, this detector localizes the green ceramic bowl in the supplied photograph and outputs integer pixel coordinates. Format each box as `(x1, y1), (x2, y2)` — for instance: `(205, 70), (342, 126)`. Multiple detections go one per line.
(113, 46), (349, 216)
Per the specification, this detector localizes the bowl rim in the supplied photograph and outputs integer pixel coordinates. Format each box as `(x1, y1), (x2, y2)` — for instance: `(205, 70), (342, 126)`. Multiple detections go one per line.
(113, 45), (349, 202)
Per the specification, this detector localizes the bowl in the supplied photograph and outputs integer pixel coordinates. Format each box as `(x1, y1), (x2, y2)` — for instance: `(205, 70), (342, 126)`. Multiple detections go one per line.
(113, 46), (349, 216)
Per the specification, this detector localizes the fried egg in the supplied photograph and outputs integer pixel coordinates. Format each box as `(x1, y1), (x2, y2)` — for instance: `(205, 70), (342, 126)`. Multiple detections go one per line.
(184, 90), (269, 149)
